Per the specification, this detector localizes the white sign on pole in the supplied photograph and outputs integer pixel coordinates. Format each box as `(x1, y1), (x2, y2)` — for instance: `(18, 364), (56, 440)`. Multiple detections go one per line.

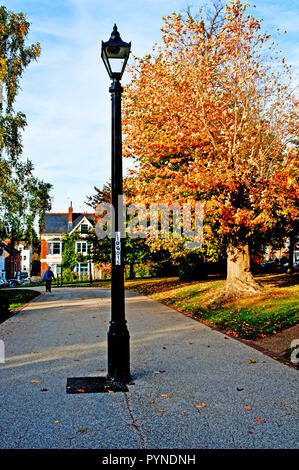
(115, 231), (121, 266)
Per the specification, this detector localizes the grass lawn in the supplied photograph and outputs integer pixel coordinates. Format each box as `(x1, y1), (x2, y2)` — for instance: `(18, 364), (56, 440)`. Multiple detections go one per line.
(0, 289), (40, 313)
(125, 274), (299, 340)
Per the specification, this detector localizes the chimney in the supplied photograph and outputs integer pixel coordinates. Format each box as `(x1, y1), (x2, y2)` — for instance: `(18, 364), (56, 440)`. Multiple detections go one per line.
(68, 202), (73, 231)
(68, 201), (73, 223)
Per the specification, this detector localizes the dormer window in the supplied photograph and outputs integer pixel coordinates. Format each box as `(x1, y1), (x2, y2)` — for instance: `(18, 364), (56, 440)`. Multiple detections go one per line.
(80, 224), (89, 234)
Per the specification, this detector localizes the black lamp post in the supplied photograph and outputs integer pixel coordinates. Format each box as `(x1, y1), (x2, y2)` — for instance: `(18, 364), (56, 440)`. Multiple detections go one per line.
(101, 25), (132, 383)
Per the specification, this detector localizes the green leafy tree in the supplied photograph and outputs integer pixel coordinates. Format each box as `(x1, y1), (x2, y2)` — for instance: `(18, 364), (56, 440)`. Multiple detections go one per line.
(0, 6), (52, 245)
(86, 183), (171, 279)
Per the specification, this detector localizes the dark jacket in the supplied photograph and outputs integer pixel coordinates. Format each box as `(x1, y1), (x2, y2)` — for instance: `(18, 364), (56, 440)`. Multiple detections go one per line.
(42, 269), (55, 281)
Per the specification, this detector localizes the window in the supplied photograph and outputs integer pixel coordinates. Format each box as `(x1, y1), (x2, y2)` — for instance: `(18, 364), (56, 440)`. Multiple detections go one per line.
(48, 242), (61, 255)
(76, 242), (90, 254)
(77, 263), (89, 273)
(23, 256), (26, 261)
(80, 224), (89, 234)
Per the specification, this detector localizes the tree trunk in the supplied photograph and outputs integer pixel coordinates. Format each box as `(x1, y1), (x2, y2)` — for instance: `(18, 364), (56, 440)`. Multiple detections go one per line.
(288, 234), (294, 274)
(223, 243), (263, 299)
(127, 263), (135, 280)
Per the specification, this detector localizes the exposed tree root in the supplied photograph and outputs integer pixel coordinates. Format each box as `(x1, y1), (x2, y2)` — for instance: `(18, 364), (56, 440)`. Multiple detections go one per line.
(206, 277), (263, 305)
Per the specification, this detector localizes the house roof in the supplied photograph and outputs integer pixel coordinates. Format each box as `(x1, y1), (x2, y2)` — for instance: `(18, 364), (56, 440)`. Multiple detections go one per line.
(41, 213), (95, 234)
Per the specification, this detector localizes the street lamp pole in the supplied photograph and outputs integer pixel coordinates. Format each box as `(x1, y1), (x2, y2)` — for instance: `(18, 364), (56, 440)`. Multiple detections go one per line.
(101, 25), (132, 383)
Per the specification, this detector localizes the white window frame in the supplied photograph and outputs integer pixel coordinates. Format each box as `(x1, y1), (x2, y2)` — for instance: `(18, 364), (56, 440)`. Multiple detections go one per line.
(48, 242), (62, 255)
(76, 241), (90, 254)
(76, 262), (90, 273)
(80, 224), (89, 234)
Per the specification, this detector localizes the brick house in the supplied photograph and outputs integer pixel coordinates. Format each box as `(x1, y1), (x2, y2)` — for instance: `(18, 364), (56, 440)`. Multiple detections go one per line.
(265, 238), (299, 264)
(1, 243), (21, 280)
(40, 203), (96, 278)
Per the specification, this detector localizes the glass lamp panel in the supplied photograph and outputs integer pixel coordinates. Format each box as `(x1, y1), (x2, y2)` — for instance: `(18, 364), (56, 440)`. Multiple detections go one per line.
(102, 41), (130, 77)
(108, 58), (126, 74)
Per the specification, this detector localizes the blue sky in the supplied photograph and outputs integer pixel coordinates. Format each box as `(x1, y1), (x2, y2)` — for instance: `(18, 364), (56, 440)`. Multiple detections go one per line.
(2, 0), (299, 213)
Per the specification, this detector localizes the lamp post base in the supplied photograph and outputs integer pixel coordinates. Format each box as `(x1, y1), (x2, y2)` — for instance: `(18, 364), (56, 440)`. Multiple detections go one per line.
(107, 321), (132, 383)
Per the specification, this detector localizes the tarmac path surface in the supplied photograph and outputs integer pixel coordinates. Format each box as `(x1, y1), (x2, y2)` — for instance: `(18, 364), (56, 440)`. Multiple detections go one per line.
(0, 287), (298, 449)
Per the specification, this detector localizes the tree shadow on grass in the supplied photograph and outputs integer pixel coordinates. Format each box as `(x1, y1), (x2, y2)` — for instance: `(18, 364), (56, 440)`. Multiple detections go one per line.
(256, 272), (299, 288)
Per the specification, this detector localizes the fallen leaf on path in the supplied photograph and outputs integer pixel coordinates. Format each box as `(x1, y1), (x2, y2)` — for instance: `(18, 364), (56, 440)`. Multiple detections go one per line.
(40, 388), (48, 392)
(78, 428), (88, 434)
(153, 370), (165, 374)
(108, 390), (115, 394)
(76, 389), (85, 393)
(254, 417), (265, 423)
(244, 406), (252, 411)
(96, 369), (105, 371)
(248, 359), (257, 363)
(158, 409), (165, 413)
(195, 403), (206, 409)
(188, 342), (194, 345)
(53, 420), (60, 423)
(237, 387), (244, 391)
(30, 380), (40, 383)
(160, 394), (171, 398)
(148, 400), (155, 404)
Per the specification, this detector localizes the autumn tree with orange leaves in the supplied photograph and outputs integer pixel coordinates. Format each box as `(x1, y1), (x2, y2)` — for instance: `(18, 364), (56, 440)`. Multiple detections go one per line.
(122, 0), (298, 299)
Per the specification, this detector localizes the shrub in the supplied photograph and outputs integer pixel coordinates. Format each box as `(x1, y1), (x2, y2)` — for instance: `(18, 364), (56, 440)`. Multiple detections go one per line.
(149, 260), (178, 278)
(178, 252), (207, 281)
(0, 295), (9, 317)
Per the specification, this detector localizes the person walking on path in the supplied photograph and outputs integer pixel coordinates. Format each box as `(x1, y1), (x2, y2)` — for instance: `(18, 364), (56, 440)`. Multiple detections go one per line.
(42, 267), (55, 293)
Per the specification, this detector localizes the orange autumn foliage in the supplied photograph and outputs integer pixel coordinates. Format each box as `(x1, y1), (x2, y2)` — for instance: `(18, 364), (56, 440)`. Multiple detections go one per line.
(122, 0), (298, 251)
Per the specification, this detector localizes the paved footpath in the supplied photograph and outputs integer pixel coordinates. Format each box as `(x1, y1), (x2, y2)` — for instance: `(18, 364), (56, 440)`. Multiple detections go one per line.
(0, 287), (298, 449)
